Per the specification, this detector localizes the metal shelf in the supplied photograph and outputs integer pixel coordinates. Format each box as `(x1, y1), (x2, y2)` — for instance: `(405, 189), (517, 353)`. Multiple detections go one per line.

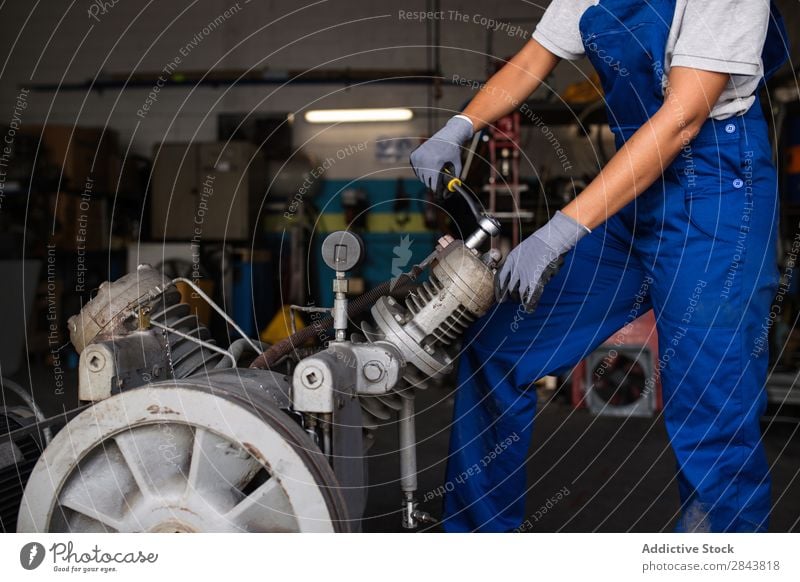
(27, 69), (442, 93)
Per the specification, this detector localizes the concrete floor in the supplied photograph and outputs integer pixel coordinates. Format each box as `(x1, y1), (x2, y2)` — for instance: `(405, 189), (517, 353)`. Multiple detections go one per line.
(363, 382), (800, 532)
(6, 365), (800, 533)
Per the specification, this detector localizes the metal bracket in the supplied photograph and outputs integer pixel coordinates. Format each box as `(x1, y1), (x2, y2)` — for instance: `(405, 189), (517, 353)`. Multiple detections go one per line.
(78, 332), (173, 402)
(291, 341), (404, 413)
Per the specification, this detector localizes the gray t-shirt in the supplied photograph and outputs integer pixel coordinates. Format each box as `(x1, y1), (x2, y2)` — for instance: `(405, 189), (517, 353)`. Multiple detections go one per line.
(532, 0), (771, 119)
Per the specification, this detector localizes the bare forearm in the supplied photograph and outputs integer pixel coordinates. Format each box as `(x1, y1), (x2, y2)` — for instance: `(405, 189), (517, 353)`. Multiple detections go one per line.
(461, 39), (559, 132)
(561, 110), (696, 229)
(561, 67), (729, 230)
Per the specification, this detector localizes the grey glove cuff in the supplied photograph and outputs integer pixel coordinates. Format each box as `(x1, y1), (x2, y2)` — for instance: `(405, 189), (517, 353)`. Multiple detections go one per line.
(533, 210), (591, 256)
(445, 115), (475, 144)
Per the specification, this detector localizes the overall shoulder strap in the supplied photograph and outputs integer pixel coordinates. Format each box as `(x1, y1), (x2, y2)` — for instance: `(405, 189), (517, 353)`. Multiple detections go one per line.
(762, 0), (790, 81)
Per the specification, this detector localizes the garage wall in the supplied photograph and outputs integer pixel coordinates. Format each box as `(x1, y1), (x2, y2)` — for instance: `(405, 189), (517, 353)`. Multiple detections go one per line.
(0, 0), (595, 180)
(0, 0), (796, 182)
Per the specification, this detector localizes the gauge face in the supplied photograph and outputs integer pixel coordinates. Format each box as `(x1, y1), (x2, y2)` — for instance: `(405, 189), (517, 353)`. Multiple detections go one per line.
(321, 230), (364, 273)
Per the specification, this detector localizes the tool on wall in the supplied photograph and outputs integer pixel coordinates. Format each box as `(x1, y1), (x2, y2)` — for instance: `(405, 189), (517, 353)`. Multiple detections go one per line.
(483, 108), (530, 247)
(393, 178), (411, 227)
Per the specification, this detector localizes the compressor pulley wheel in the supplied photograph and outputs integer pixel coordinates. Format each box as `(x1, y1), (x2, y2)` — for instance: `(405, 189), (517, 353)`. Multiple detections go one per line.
(17, 381), (349, 533)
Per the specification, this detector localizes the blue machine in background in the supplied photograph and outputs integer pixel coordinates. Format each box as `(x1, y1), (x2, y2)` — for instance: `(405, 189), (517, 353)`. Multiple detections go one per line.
(312, 178), (438, 308)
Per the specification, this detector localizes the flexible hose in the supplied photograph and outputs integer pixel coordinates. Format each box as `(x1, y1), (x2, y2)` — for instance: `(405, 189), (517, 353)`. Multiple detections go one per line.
(220, 338), (270, 368)
(250, 268), (422, 370)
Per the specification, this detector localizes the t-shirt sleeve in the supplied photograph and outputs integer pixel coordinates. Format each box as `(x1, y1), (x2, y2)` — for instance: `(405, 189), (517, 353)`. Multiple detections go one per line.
(532, 0), (596, 60)
(670, 0), (769, 76)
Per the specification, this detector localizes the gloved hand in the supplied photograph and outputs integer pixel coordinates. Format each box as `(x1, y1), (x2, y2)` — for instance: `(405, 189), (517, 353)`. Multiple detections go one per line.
(496, 210), (590, 312)
(409, 115), (474, 192)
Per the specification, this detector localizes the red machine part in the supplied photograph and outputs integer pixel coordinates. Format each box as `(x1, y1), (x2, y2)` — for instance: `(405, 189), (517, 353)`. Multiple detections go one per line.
(487, 110), (523, 246)
(571, 310), (663, 412)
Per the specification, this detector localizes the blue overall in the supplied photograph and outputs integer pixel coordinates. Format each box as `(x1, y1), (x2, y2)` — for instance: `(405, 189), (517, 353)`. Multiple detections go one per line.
(443, 0), (788, 532)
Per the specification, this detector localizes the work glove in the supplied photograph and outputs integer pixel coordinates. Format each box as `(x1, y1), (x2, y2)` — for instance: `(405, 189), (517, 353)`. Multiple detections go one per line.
(409, 115), (474, 192)
(496, 211), (590, 312)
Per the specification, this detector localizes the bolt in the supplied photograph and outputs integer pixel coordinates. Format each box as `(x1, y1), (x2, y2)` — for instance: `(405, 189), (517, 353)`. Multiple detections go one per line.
(363, 361), (385, 382)
(394, 313), (404, 323)
(482, 248), (503, 268)
(436, 235), (454, 250)
(302, 365), (323, 389)
(87, 351), (106, 372)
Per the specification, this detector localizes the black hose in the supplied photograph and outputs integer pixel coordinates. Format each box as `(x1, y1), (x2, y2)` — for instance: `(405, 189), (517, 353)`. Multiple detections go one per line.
(250, 267), (422, 370)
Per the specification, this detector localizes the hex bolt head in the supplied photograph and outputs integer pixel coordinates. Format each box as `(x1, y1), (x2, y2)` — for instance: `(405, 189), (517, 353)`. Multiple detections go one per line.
(363, 361), (385, 382)
(87, 351), (106, 372)
(301, 365), (323, 389)
(436, 234), (454, 251)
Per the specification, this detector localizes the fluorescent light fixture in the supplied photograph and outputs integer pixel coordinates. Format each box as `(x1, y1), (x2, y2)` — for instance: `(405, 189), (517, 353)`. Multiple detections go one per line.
(304, 108), (413, 123)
